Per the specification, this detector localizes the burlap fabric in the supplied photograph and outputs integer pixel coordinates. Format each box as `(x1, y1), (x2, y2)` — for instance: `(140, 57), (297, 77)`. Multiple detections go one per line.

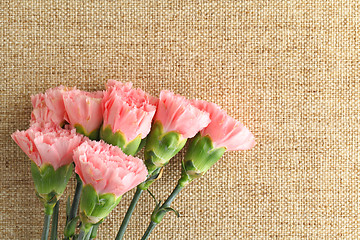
(1, 1), (359, 239)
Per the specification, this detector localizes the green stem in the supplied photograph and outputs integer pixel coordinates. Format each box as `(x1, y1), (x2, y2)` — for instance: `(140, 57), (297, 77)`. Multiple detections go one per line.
(50, 201), (60, 240)
(85, 227), (93, 240)
(89, 221), (101, 240)
(64, 175), (83, 240)
(141, 221), (157, 240)
(160, 184), (183, 210)
(41, 213), (52, 240)
(78, 229), (86, 240)
(141, 183), (184, 240)
(115, 187), (144, 240)
(78, 225), (93, 240)
(70, 175), (83, 220)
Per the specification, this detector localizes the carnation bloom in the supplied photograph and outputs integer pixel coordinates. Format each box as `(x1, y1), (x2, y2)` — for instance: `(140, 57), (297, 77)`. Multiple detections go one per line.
(30, 86), (69, 126)
(101, 80), (157, 155)
(154, 91), (210, 139)
(192, 100), (256, 150)
(178, 100), (256, 187)
(141, 91), (210, 181)
(63, 90), (103, 139)
(11, 124), (83, 214)
(11, 124), (83, 170)
(73, 140), (148, 197)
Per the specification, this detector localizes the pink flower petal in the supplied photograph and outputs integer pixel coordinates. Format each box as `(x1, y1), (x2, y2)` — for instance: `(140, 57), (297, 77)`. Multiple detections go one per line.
(192, 100), (256, 151)
(153, 91), (210, 139)
(63, 90), (103, 134)
(73, 140), (148, 197)
(30, 86), (70, 127)
(11, 125), (83, 170)
(102, 80), (156, 141)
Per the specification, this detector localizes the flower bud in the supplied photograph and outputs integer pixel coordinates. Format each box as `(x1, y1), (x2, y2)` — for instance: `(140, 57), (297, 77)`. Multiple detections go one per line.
(179, 134), (225, 187)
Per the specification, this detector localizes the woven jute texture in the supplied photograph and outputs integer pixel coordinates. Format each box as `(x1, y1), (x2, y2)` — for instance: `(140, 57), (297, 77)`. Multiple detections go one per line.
(1, 1), (359, 239)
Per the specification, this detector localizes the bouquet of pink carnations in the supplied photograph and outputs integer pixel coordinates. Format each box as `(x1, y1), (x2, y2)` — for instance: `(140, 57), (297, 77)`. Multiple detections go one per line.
(12, 80), (255, 240)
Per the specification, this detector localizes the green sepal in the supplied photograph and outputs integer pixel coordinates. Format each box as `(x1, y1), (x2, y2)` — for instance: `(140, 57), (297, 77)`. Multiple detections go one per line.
(100, 125), (142, 156)
(75, 124), (100, 141)
(30, 162), (73, 212)
(136, 137), (147, 154)
(144, 121), (187, 173)
(90, 193), (120, 218)
(64, 216), (79, 237)
(80, 184), (98, 217)
(180, 134), (226, 186)
(79, 184), (122, 225)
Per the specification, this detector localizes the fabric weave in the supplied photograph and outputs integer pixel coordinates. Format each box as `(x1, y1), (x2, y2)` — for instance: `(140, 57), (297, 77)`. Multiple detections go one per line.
(1, 1), (359, 239)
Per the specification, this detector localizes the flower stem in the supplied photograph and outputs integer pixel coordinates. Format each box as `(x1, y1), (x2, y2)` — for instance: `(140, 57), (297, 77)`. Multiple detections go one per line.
(78, 229), (86, 240)
(161, 183), (183, 210)
(89, 220), (102, 240)
(85, 227), (93, 240)
(140, 221), (157, 240)
(141, 183), (184, 240)
(63, 175), (83, 240)
(50, 201), (60, 240)
(69, 175), (83, 220)
(41, 213), (52, 240)
(78, 225), (93, 240)
(115, 187), (143, 240)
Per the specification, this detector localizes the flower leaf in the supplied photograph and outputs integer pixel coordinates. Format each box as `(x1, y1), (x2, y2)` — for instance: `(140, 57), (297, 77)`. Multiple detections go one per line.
(163, 207), (180, 218)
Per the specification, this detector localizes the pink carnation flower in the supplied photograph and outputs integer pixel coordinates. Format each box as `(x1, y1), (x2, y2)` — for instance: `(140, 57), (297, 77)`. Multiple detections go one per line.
(102, 80), (157, 141)
(63, 90), (103, 135)
(73, 140), (148, 197)
(154, 91), (210, 139)
(192, 100), (256, 151)
(11, 124), (83, 170)
(31, 86), (69, 126)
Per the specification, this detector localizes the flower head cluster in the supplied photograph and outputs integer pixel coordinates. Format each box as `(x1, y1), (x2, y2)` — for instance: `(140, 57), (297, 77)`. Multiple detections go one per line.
(11, 80), (256, 237)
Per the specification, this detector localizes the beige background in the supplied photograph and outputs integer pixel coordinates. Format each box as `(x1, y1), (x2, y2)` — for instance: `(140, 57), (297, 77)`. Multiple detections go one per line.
(1, 1), (359, 239)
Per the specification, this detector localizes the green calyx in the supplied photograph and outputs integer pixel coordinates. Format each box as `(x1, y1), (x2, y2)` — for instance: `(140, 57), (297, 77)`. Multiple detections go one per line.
(138, 167), (163, 190)
(64, 216), (79, 237)
(75, 124), (100, 141)
(99, 125), (142, 156)
(144, 121), (187, 174)
(79, 184), (122, 229)
(179, 134), (225, 187)
(30, 162), (73, 215)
